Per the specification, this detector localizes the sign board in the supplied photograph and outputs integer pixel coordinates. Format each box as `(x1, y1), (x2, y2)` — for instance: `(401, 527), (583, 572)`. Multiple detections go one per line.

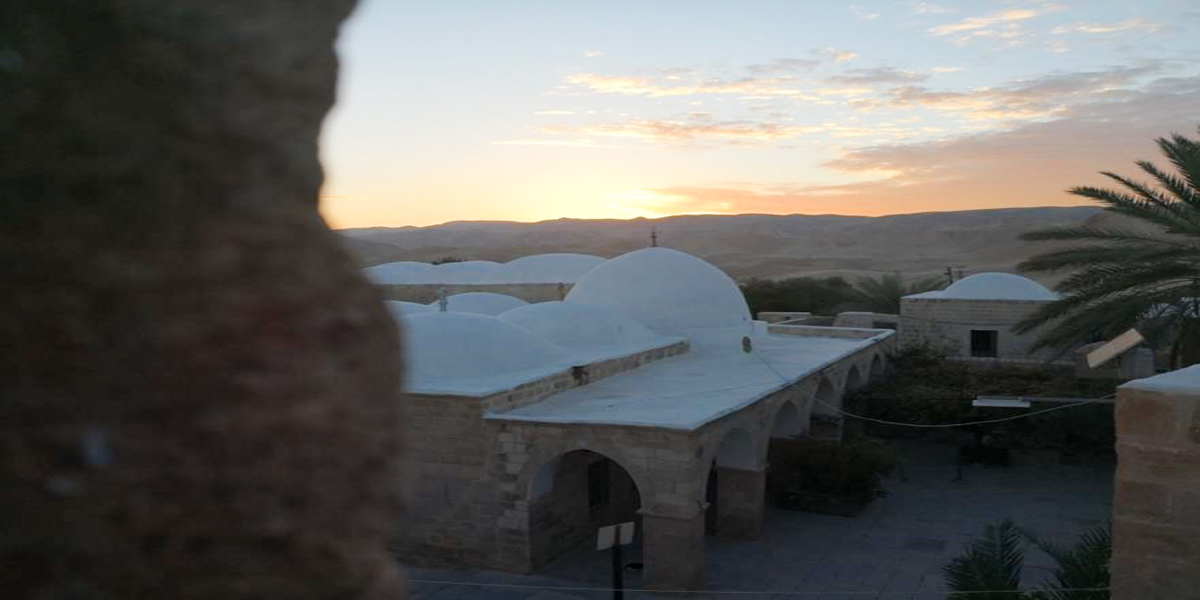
(596, 522), (636, 550)
(973, 397), (1031, 409)
(1086, 328), (1145, 369)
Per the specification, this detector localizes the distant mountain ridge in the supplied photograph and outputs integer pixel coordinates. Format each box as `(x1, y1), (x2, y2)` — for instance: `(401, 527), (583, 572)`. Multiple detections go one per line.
(337, 206), (1103, 283)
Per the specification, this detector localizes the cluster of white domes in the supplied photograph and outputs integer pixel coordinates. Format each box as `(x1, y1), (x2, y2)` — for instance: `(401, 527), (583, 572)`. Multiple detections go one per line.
(393, 247), (755, 388)
(913, 272), (1058, 301)
(364, 253), (604, 285)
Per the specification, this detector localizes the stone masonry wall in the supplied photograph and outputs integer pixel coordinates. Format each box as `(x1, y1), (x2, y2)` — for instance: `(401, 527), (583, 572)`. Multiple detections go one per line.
(1111, 367), (1200, 600)
(899, 297), (1065, 363)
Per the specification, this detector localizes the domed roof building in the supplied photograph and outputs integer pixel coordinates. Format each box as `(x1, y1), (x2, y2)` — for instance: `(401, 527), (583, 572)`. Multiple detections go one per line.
(401, 312), (567, 391)
(414, 260), (504, 284)
(482, 253), (606, 284)
(900, 271), (1065, 364)
(392, 246), (893, 589)
(565, 247), (752, 331)
(385, 300), (435, 319)
(364, 262), (429, 284)
(499, 300), (658, 347)
(922, 272), (1058, 301)
(434, 292), (528, 315)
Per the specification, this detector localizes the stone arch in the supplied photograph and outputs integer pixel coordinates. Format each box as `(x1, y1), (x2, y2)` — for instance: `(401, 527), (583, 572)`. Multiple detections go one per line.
(769, 401), (803, 438)
(812, 374), (839, 415)
(715, 427), (759, 470)
(525, 448), (644, 569)
(870, 352), (885, 381)
(844, 364), (864, 392)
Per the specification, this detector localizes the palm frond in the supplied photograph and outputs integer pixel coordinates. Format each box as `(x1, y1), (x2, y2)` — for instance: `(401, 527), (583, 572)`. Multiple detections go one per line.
(943, 520), (1027, 600)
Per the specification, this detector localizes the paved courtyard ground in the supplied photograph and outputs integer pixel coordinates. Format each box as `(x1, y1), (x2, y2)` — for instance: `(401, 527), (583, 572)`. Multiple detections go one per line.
(401, 439), (1114, 599)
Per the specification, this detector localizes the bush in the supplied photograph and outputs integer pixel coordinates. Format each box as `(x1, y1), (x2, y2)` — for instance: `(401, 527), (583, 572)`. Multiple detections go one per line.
(847, 346), (1117, 455)
(766, 437), (896, 511)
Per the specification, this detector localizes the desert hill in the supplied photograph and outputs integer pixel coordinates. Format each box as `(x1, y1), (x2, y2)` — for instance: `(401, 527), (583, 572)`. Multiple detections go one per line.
(338, 206), (1105, 283)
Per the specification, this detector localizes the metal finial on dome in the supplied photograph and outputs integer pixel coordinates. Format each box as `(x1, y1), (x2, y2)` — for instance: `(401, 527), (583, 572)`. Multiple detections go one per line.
(437, 288), (449, 312)
(650, 226), (658, 248)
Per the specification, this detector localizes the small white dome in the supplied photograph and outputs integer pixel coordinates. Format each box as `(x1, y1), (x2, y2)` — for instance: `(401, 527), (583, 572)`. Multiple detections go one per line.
(402, 312), (565, 382)
(433, 292), (529, 315)
(481, 253), (606, 284)
(413, 260), (503, 284)
(566, 247), (751, 330)
(364, 262), (427, 284)
(384, 301), (434, 320)
(499, 301), (658, 347)
(939, 272), (1058, 300)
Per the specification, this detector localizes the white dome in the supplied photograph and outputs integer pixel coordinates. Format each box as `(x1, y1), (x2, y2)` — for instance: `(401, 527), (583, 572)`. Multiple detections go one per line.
(402, 312), (565, 382)
(364, 262), (426, 284)
(413, 260), (503, 284)
(499, 301), (658, 347)
(384, 301), (434, 320)
(939, 272), (1058, 300)
(481, 253), (606, 284)
(566, 247), (751, 330)
(434, 292), (529, 315)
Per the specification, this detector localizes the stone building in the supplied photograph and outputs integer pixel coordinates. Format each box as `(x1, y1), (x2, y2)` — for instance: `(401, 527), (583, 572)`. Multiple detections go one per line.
(367, 252), (605, 303)
(899, 272), (1067, 365)
(392, 248), (893, 590)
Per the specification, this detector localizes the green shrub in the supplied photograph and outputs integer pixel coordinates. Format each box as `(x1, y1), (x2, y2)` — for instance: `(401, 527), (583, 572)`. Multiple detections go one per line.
(766, 437), (896, 506)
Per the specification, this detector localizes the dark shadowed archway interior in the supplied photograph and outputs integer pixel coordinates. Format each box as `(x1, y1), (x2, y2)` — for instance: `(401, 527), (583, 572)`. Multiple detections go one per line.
(528, 450), (642, 569)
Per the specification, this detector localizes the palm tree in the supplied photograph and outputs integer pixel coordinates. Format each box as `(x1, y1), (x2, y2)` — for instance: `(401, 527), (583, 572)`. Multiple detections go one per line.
(942, 519), (1026, 600)
(1015, 126), (1200, 368)
(854, 271), (945, 314)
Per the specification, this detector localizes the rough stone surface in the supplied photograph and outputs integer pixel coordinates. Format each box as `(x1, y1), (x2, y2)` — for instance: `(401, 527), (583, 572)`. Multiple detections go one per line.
(1, 2), (406, 598)
(1112, 377), (1200, 600)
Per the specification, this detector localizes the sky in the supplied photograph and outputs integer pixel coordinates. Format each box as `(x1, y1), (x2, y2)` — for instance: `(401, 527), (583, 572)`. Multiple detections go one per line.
(319, 0), (1200, 229)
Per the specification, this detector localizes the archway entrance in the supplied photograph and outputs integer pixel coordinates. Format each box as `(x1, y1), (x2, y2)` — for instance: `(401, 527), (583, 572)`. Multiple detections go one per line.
(810, 376), (842, 440)
(705, 428), (763, 540)
(528, 450), (642, 569)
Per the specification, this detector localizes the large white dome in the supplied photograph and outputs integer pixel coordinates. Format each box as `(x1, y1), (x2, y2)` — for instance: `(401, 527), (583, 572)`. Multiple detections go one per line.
(412, 260), (503, 284)
(481, 253), (606, 284)
(364, 262), (429, 284)
(402, 312), (565, 383)
(939, 272), (1058, 300)
(499, 301), (658, 347)
(433, 292), (529, 315)
(384, 300), (434, 320)
(566, 247), (751, 330)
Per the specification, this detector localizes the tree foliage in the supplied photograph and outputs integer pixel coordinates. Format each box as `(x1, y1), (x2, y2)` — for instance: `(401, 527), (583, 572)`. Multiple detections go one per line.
(943, 519), (1026, 600)
(739, 276), (857, 316)
(1015, 126), (1200, 368)
(853, 272), (945, 314)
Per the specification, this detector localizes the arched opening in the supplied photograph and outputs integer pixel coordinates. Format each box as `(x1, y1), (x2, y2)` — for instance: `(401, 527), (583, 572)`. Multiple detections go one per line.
(706, 427), (762, 539)
(809, 376), (842, 440)
(527, 450), (642, 569)
(770, 401), (803, 438)
(845, 364), (864, 392)
(870, 353), (885, 381)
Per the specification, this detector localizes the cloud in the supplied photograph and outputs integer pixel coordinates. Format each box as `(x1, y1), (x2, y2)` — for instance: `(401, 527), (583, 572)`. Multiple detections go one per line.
(533, 109), (575, 115)
(493, 138), (623, 149)
(907, 1), (956, 15)
(563, 72), (815, 99)
(929, 3), (1065, 46)
(620, 76), (1200, 217)
(1051, 19), (1163, 35)
(867, 63), (1165, 120)
(827, 67), (929, 85)
(582, 50), (604, 58)
(746, 57), (821, 74)
(849, 5), (881, 20)
(542, 116), (815, 146)
(817, 47), (858, 63)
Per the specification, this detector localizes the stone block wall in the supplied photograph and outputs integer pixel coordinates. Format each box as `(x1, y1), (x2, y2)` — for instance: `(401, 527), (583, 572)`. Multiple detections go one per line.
(767, 324), (895, 340)
(899, 297), (1065, 363)
(380, 282), (570, 304)
(833, 311), (899, 329)
(1111, 366), (1200, 600)
(758, 311), (812, 324)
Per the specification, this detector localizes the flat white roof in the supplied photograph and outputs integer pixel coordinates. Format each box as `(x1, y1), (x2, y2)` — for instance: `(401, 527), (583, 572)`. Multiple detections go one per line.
(1119, 364), (1200, 394)
(488, 327), (889, 430)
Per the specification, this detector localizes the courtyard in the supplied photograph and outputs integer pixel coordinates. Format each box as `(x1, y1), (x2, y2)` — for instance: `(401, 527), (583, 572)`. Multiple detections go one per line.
(400, 438), (1114, 600)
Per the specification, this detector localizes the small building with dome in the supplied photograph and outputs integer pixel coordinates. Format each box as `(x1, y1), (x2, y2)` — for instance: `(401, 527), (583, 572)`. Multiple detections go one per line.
(392, 247), (893, 590)
(899, 271), (1065, 364)
(364, 253), (607, 304)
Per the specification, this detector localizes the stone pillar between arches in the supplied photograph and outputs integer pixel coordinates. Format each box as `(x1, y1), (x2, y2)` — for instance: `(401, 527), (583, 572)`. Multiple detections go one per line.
(639, 507), (707, 591)
(715, 466), (765, 540)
